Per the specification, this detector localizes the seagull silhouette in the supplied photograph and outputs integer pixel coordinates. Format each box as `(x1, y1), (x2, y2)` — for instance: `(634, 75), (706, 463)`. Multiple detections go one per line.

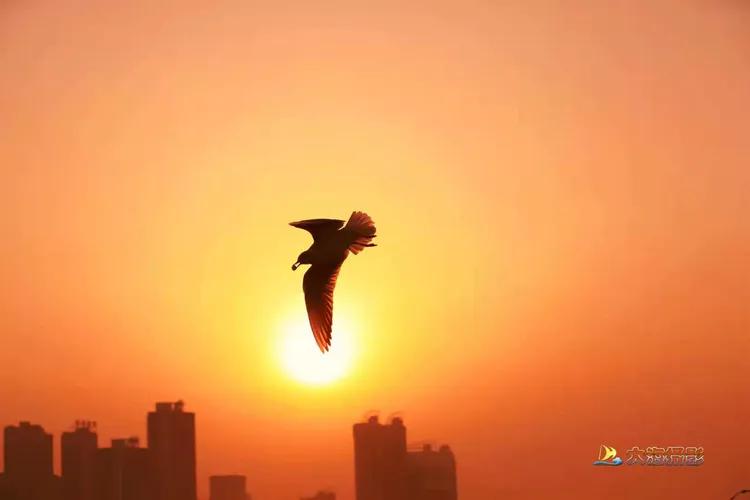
(290, 211), (377, 352)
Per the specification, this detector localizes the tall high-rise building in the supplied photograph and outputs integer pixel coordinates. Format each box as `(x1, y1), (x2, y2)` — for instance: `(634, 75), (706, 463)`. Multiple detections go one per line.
(209, 475), (248, 500)
(147, 400), (197, 500)
(301, 491), (336, 500)
(405, 444), (458, 500)
(1, 422), (61, 500)
(95, 437), (151, 500)
(61, 421), (98, 500)
(353, 415), (458, 500)
(4, 421), (53, 479)
(353, 415), (408, 500)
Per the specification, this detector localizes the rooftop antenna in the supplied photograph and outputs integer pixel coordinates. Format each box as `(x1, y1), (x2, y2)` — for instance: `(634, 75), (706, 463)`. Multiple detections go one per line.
(362, 410), (380, 422)
(387, 411), (404, 424)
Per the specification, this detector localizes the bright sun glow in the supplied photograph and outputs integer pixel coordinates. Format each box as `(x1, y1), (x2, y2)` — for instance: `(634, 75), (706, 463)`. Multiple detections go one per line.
(279, 314), (356, 386)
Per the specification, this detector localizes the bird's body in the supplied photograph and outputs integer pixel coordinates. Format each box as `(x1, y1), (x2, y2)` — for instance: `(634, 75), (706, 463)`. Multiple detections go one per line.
(303, 223), (350, 267)
(289, 211), (377, 352)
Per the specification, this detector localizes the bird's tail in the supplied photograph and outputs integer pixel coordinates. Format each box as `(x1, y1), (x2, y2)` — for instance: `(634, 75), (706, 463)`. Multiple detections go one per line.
(344, 211), (377, 254)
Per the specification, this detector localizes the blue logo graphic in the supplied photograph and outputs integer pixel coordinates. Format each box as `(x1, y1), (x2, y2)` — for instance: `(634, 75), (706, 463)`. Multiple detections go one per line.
(593, 444), (623, 466)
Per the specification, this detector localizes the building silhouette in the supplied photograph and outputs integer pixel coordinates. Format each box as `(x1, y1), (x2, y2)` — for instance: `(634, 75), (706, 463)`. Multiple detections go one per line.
(0, 421), (61, 500)
(0, 403), (461, 500)
(95, 437), (151, 500)
(4, 421), (53, 479)
(353, 415), (457, 500)
(353, 415), (408, 500)
(209, 475), (248, 500)
(301, 491), (336, 500)
(147, 401), (197, 500)
(61, 421), (98, 500)
(406, 444), (458, 500)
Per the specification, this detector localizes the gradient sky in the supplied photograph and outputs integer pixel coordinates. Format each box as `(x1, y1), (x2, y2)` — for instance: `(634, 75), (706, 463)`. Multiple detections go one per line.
(1, 1), (749, 499)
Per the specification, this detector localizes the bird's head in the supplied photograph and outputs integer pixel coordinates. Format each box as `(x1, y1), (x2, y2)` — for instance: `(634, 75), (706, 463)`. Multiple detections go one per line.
(291, 251), (311, 271)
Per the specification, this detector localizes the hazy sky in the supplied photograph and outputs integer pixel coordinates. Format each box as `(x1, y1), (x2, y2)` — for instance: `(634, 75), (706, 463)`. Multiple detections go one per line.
(1, 1), (749, 499)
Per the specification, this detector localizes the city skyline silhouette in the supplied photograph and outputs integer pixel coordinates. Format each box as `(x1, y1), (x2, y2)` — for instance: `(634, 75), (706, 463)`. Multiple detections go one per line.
(0, 403), (456, 500)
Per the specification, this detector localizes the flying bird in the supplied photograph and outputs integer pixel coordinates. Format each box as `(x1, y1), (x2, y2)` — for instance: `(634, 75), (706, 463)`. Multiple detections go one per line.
(290, 211), (377, 352)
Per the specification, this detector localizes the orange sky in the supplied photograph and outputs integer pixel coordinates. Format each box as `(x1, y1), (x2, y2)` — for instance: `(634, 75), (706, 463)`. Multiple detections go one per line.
(1, 1), (749, 499)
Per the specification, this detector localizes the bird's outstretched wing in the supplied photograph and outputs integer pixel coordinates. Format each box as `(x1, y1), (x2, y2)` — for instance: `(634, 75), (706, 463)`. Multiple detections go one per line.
(289, 218), (344, 241)
(303, 262), (341, 352)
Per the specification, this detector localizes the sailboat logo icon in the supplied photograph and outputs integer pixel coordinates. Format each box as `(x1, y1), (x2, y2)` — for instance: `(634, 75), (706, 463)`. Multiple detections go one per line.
(593, 444), (623, 466)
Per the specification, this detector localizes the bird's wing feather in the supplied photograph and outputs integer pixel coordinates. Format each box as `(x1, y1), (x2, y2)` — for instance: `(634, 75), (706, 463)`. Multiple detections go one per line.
(303, 263), (341, 352)
(289, 218), (345, 241)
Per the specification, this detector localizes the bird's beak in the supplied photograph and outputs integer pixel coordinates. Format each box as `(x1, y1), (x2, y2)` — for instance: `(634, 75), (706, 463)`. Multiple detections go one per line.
(292, 261), (300, 271)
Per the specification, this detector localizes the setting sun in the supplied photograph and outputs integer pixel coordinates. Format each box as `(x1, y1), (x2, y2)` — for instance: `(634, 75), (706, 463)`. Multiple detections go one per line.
(278, 315), (356, 386)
